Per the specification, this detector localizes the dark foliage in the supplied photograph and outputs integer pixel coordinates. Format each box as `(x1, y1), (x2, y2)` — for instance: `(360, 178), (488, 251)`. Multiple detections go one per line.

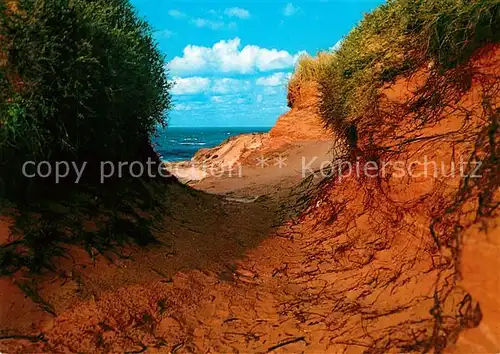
(0, 0), (173, 273)
(0, 0), (172, 200)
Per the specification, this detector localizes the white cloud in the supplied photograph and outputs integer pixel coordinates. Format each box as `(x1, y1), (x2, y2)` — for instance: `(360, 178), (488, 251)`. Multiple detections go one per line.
(191, 18), (225, 30)
(212, 78), (251, 94)
(256, 72), (292, 87)
(224, 7), (250, 19)
(171, 77), (252, 95)
(263, 87), (280, 95)
(256, 94), (263, 103)
(283, 3), (299, 16)
(210, 95), (246, 104)
(168, 38), (303, 76)
(157, 30), (176, 39)
(174, 103), (196, 111)
(211, 96), (224, 103)
(168, 9), (187, 19)
(169, 9), (239, 31)
(171, 77), (210, 95)
(331, 39), (343, 51)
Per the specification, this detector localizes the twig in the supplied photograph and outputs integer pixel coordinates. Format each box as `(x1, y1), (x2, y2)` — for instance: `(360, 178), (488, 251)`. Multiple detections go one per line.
(266, 336), (306, 352)
(0, 333), (46, 342)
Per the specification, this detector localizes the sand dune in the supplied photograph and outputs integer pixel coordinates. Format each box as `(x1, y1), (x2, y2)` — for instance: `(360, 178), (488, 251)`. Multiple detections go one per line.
(1, 45), (499, 354)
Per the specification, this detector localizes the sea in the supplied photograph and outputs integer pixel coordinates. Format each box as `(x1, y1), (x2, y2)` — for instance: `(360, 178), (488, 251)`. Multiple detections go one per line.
(154, 127), (271, 162)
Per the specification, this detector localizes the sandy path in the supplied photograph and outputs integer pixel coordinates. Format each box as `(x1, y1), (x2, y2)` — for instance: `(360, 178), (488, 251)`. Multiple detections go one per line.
(0, 140), (332, 353)
(1, 155), (483, 353)
(1, 171), (478, 353)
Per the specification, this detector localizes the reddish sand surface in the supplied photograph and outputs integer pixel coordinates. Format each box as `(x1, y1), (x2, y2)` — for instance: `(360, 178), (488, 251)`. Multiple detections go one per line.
(0, 46), (499, 353)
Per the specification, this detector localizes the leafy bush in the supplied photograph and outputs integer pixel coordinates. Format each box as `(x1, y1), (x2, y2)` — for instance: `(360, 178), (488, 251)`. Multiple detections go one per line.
(289, 0), (500, 134)
(0, 0), (171, 201)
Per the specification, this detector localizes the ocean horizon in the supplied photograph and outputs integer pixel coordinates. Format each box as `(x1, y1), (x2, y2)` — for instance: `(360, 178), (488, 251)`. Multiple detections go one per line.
(154, 126), (271, 162)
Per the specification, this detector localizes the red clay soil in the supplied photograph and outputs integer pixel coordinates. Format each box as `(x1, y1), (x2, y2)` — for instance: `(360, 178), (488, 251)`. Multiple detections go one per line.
(0, 46), (499, 353)
(190, 81), (332, 172)
(270, 81), (332, 142)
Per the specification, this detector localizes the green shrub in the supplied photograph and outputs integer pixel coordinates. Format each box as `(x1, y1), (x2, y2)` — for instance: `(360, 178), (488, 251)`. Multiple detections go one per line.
(0, 0), (171, 200)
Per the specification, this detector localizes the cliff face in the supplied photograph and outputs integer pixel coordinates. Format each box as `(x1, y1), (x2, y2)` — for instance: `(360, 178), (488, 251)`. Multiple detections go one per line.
(194, 80), (332, 168)
(160, 45), (500, 353)
(270, 81), (331, 141)
(166, 82), (333, 182)
(297, 44), (500, 352)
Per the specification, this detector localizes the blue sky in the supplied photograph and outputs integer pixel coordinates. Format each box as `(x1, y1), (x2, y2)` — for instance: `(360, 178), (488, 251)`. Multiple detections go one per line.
(131, 0), (385, 127)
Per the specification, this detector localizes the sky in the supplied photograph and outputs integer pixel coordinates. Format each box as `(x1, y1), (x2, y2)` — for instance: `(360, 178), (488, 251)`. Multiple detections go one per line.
(130, 0), (386, 127)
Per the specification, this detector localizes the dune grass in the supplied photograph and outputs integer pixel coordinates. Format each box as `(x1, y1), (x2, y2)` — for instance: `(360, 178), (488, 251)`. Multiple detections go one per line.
(288, 0), (500, 133)
(287, 52), (337, 107)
